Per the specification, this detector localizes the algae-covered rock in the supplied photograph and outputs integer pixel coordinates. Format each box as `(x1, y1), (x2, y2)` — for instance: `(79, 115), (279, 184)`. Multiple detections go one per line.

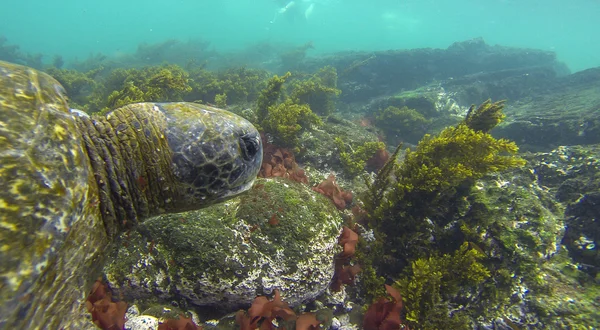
(524, 145), (600, 276)
(492, 69), (600, 150)
(394, 168), (567, 329)
(298, 114), (382, 176)
(467, 168), (565, 272)
(504, 249), (600, 329)
(104, 178), (343, 311)
(464, 147), (600, 329)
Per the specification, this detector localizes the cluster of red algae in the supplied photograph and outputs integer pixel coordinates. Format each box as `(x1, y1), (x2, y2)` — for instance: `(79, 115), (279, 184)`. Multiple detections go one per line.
(330, 226), (361, 291)
(363, 285), (410, 330)
(259, 136), (309, 184)
(235, 289), (327, 330)
(312, 174), (353, 210)
(86, 278), (202, 330)
(158, 314), (201, 330)
(357, 116), (374, 128)
(86, 279), (128, 330)
(257, 135), (355, 211)
(366, 147), (390, 172)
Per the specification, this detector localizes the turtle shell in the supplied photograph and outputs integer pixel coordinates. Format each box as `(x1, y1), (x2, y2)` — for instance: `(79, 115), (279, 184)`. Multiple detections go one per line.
(0, 60), (109, 328)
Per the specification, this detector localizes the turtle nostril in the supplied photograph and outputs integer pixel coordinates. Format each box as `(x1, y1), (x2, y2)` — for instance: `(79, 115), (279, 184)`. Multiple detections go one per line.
(240, 134), (260, 161)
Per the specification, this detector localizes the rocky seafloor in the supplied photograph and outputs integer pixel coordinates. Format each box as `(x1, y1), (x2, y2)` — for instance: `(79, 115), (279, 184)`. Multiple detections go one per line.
(63, 38), (600, 329)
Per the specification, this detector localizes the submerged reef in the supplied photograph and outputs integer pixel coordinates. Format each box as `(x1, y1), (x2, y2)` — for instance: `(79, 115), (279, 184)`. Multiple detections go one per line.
(492, 68), (600, 150)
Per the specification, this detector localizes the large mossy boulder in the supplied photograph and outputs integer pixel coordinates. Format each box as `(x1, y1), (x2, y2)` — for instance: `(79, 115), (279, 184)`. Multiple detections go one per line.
(104, 178), (343, 311)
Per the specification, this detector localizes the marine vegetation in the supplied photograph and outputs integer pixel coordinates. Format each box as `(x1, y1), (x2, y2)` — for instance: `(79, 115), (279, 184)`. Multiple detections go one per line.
(334, 137), (387, 176)
(256, 72), (292, 122)
(71, 64), (193, 113)
(256, 72), (322, 150)
(363, 284), (410, 330)
(45, 66), (104, 109)
(288, 66), (341, 116)
(331, 226), (361, 291)
(261, 99), (322, 150)
(86, 279), (127, 330)
(312, 174), (353, 210)
(47, 62), (271, 113)
(358, 100), (528, 326)
(214, 93), (227, 108)
(364, 99), (525, 223)
(235, 289), (333, 330)
(102, 64), (192, 111)
(0, 35), (43, 69)
(253, 67), (341, 149)
(395, 242), (491, 329)
(187, 66), (270, 105)
(157, 314), (200, 330)
(374, 105), (431, 144)
(259, 136), (309, 184)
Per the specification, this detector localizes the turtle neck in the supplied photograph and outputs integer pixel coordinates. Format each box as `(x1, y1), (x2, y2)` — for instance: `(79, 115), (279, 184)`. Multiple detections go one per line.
(74, 104), (179, 237)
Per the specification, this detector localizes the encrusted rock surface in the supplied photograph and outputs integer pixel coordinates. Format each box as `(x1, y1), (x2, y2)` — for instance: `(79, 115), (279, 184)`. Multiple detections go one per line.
(525, 144), (600, 275)
(104, 178), (343, 311)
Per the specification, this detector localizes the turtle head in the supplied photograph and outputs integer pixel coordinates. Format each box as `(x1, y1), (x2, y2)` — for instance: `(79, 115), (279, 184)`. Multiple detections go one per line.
(156, 103), (263, 211)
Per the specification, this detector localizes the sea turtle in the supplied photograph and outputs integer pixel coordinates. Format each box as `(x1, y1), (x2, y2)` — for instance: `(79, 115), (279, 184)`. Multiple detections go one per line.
(0, 60), (263, 328)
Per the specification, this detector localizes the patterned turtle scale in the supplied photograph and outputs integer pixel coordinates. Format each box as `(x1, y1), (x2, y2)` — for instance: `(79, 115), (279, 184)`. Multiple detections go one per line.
(0, 60), (262, 329)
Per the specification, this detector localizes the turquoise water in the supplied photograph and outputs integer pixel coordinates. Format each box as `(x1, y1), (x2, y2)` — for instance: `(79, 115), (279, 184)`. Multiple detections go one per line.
(2, 0), (599, 72)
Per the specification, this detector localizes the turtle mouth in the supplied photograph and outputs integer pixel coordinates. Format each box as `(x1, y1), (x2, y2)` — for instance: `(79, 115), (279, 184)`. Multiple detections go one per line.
(239, 133), (261, 162)
(219, 178), (257, 200)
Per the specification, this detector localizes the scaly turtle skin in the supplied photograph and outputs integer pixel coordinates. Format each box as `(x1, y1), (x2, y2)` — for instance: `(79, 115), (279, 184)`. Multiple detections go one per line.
(0, 60), (263, 328)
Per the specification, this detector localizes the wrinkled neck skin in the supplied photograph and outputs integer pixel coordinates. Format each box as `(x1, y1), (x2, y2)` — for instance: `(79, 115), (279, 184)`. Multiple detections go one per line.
(75, 105), (180, 237)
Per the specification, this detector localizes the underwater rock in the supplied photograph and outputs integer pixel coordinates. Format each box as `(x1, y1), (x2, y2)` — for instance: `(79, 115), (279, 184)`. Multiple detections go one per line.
(363, 85), (466, 118)
(525, 145), (600, 276)
(104, 178), (343, 311)
(298, 115), (382, 175)
(360, 85), (464, 145)
(493, 68), (600, 150)
(357, 66), (600, 151)
(471, 145), (600, 329)
(438, 166), (567, 328)
(299, 38), (563, 103)
(441, 65), (563, 105)
(468, 167), (565, 267)
(124, 304), (159, 330)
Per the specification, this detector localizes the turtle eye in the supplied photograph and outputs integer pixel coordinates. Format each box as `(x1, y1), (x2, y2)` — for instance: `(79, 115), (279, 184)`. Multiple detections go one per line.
(240, 133), (260, 161)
